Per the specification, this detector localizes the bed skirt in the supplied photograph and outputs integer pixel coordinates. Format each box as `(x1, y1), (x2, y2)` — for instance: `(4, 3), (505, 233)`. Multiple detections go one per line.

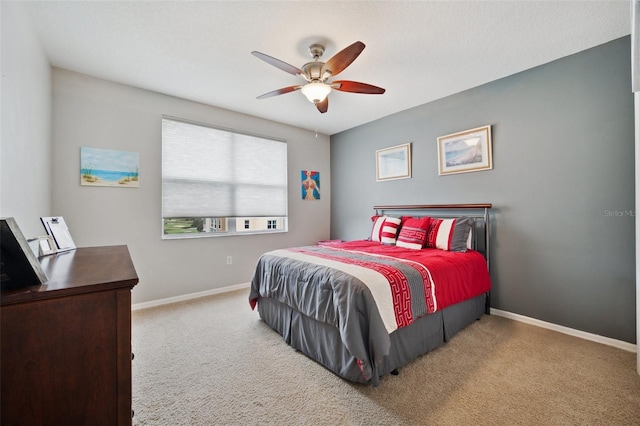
(256, 293), (486, 385)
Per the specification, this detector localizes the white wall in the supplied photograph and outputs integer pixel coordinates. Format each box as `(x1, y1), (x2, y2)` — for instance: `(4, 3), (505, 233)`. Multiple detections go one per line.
(51, 69), (331, 304)
(0, 3), (52, 236)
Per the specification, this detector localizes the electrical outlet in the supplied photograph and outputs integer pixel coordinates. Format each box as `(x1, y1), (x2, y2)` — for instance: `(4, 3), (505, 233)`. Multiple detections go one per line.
(226, 256), (232, 265)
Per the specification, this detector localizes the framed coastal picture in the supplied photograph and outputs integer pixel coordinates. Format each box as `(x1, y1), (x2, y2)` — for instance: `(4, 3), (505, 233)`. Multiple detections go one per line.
(375, 143), (412, 181)
(80, 147), (139, 187)
(437, 125), (492, 175)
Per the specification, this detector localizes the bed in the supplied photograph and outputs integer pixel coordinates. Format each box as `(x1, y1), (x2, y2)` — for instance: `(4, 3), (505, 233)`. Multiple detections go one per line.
(249, 204), (492, 386)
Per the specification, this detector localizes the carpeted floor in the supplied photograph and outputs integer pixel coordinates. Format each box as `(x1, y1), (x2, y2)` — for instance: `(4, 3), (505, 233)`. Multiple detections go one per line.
(132, 289), (640, 425)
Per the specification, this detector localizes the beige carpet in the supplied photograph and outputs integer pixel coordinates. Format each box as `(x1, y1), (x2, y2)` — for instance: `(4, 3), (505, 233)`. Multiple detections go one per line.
(132, 289), (640, 425)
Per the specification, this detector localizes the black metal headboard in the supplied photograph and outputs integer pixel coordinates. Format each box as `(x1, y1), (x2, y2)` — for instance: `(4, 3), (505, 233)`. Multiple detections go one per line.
(373, 203), (492, 272)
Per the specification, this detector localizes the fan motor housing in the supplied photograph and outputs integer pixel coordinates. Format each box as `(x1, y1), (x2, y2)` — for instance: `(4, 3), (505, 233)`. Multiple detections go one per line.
(302, 61), (324, 81)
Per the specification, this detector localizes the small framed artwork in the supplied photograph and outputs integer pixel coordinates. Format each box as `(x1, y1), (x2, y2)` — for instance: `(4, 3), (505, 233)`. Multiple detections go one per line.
(376, 143), (412, 182)
(301, 170), (320, 200)
(40, 217), (76, 252)
(437, 125), (492, 175)
(80, 147), (139, 187)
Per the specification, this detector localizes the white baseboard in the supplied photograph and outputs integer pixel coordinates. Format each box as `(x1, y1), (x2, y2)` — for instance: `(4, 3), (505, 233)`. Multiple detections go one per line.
(133, 289), (637, 353)
(490, 308), (637, 353)
(132, 282), (251, 311)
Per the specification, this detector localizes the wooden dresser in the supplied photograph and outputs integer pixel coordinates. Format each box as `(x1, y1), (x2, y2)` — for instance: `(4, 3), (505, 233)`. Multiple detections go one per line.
(1, 245), (138, 426)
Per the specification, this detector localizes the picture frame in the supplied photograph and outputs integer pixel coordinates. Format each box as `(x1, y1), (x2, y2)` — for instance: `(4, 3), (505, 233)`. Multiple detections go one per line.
(376, 143), (412, 181)
(40, 216), (76, 252)
(1, 217), (48, 289)
(27, 235), (57, 257)
(301, 170), (320, 200)
(437, 125), (492, 175)
(80, 147), (139, 187)
(37, 235), (58, 256)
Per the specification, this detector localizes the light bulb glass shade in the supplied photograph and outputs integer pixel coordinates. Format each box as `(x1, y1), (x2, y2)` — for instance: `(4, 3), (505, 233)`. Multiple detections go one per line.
(301, 82), (332, 104)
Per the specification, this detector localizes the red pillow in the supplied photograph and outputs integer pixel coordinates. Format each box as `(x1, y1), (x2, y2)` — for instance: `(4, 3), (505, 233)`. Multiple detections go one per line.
(396, 216), (431, 250)
(380, 217), (401, 245)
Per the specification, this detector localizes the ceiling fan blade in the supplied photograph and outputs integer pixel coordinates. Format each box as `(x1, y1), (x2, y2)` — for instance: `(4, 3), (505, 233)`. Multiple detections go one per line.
(256, 85), (302, 99)
(332, 80), (385, 94)
(251, 51), (304, 76)
(322, 41), (365, 77)
(316, 97), (328, 113)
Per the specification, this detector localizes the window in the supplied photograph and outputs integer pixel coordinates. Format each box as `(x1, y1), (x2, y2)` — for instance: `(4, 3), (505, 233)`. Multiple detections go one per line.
(162, 116), (288, 238)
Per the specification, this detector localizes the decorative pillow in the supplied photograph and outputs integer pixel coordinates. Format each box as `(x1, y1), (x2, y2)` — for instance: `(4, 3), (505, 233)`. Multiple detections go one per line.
(396, 216), (431, 250)
(380, 217), (401, 245)
(426, 216), (471, 252)
(369, 215), (387, 242)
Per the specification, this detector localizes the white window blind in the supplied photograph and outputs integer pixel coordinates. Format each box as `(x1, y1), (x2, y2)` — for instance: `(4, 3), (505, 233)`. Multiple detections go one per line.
(162, 116), (287, 221)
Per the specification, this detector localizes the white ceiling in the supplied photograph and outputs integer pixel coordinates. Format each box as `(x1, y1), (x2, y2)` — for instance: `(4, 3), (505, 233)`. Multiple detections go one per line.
(23, 1), (631, 136)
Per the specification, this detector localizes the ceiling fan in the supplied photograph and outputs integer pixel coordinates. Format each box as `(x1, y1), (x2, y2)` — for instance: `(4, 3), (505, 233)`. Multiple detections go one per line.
(251, 41), (385, 113)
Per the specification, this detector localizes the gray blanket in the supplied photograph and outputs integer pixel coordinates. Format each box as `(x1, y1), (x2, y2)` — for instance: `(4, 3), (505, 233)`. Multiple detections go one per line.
(249, 246), (425, 383)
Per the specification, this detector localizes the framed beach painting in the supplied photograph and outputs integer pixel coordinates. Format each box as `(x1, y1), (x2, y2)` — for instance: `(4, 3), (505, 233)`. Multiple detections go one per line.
(80, 147), (139, 187)
(437, 125), (492, 175)
(376, 143), (412, 181)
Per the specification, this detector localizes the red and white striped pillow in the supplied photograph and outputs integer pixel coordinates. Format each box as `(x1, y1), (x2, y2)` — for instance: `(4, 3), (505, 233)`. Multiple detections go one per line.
(370, 215), (402, 245)
(426, 217), (471, 252)
(396, 216), (431, 250)
(380, 217), (401, 245)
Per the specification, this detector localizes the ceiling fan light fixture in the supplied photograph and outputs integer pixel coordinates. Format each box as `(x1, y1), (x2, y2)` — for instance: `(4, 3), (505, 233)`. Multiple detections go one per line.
(253, 41), (383, 113)
(301, 81), (332, 104)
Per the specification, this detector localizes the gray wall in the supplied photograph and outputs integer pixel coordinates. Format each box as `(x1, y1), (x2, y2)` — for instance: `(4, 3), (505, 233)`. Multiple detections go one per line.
(330, 37), (636, 344)
(50, 69), (331, 304)
(0, 3), (52, 237)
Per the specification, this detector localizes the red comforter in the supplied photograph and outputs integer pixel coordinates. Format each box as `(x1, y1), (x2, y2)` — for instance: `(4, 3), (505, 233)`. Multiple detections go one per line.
(318, 240), (490, 316)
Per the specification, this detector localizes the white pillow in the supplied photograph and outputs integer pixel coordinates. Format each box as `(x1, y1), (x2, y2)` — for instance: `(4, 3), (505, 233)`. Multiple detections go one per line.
(369, 216), (387, 242)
